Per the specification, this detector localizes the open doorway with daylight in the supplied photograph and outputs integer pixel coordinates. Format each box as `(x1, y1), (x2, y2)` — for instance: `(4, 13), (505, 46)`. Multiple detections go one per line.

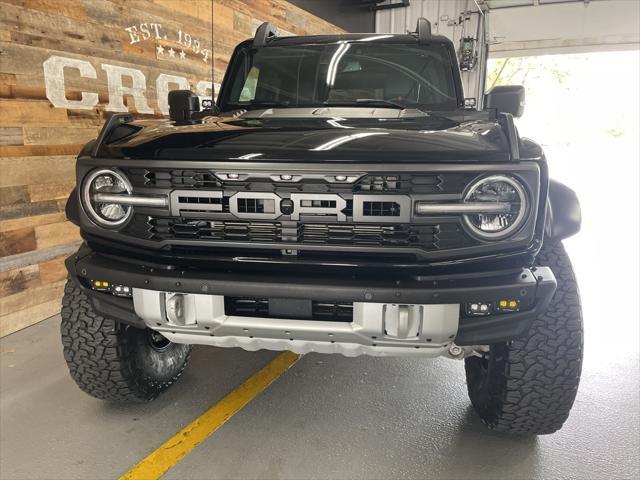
(487, 50), (640, 363)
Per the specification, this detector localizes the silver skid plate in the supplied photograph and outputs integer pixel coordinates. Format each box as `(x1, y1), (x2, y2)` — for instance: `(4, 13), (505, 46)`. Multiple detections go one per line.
(132, 289), (459, 357)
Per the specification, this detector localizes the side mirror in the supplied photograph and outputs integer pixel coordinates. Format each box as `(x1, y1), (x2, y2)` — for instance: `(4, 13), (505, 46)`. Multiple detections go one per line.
(485, 85), (525, 118)
(168, 90), (200, 123)
(168, 90), (219, 124)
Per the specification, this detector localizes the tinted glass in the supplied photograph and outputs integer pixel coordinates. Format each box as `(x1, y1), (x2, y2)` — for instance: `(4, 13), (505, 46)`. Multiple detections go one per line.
(221, 42), (458, 111)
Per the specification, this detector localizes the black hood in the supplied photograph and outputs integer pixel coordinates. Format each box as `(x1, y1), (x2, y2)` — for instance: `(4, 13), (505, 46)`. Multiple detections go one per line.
(97, 108), (512, 163)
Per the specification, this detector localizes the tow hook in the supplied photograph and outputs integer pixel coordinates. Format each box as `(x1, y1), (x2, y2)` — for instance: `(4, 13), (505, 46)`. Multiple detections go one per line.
(447, 344), (489, 360)
(448, 344), (465, 359)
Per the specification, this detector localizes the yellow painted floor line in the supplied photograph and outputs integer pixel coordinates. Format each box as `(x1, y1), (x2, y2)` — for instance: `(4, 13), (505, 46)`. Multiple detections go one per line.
(119, 351), (301, 480)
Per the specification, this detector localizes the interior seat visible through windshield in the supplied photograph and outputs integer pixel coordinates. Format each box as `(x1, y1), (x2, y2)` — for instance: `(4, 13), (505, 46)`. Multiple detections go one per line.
(220, 41), (458, 112)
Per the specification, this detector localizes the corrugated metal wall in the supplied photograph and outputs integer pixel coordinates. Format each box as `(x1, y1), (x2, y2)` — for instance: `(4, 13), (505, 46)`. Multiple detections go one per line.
(375, 0), (476, 39)
(375, 0), (487, 104)
(377, 0), (640, 57)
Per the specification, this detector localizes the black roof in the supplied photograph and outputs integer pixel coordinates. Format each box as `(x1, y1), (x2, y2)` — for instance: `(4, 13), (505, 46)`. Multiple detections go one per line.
(240, 32), (454, 48)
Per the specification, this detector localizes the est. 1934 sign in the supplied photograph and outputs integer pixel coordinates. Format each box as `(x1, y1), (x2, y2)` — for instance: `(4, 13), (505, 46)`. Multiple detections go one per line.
(124, 22), (211, 63)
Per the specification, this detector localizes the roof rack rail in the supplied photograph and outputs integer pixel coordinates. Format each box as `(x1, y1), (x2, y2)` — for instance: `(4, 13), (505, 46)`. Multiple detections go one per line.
(412, 17), (432, 43)
(254, 22), (279, 47)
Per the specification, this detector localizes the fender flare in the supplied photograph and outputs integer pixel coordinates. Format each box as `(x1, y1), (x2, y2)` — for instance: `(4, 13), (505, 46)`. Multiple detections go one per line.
(65, 187), (80, 226)
(545, 179), (581, 241)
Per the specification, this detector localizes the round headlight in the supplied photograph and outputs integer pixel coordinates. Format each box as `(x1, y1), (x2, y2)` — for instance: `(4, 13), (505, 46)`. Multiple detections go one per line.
(462, 175), (528, 240)
(82, 169), (132, 228)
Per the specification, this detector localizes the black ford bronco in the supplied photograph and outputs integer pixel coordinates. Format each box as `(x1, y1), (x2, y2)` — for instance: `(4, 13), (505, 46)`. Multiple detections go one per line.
(62, 20), (583, 435)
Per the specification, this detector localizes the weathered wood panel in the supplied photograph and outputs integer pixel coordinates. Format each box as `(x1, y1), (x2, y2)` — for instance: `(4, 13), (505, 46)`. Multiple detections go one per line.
(0, 299), (63, 337)
(0, 128), (24, 145)
(38, 256), (67, 284)
(0, 264), (39, 297)
(0, 212), (66, 233)
(0, 228), (38, 257)
(0, 281), (66, 316)
(0, 99), (70, 127)
(0, 155), (77, 187)
(0, 0), (343, 336)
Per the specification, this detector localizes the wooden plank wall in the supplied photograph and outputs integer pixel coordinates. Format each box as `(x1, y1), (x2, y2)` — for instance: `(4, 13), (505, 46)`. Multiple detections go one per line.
(0, 0), (343, 337)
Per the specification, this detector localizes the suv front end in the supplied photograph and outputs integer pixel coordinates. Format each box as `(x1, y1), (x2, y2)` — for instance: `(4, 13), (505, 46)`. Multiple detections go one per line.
(67, 156), (555, 357)
(60, 21), (582, 435)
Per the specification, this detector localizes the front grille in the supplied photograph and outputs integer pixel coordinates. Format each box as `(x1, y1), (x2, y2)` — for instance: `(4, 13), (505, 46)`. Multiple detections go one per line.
(151, 218), (281, 242)
(119, 168), (488, 259)
(225, 297), (353, 322)
(139, 217), (471, 250)
(124, 168), (475, 195)
(127, 169), (223, 189)
(300, 223), (418, 246)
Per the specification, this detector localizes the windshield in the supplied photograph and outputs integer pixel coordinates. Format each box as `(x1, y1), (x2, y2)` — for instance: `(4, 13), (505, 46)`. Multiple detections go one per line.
(219, 42), (459, 112)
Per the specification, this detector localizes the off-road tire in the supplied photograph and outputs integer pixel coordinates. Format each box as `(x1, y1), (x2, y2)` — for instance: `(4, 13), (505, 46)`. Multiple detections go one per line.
(465, 240), (583, 435)
(60, 280), (191, 402)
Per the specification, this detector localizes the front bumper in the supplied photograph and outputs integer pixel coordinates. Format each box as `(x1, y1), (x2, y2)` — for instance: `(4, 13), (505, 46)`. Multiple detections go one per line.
(66, 244), (557, 356)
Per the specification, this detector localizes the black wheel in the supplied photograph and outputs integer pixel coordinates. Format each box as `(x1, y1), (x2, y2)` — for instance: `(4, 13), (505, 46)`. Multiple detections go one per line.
(60, 280), (191, 402)
(464, 241), (583, 435)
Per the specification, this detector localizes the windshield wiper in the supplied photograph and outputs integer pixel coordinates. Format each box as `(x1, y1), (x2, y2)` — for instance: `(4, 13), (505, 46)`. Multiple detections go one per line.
(355, 100), (450, 120)
(356, 98), (406, 109)
(323, 99), (405, 110)
(229, 100), (292, 110)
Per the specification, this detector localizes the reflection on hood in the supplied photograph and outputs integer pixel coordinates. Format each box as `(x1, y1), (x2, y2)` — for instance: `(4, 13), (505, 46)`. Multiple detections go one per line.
(97, 109), (511, 163)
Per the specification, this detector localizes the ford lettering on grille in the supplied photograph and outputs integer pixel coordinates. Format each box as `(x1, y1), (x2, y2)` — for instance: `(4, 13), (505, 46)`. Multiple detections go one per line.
(170, 190), (412, 223)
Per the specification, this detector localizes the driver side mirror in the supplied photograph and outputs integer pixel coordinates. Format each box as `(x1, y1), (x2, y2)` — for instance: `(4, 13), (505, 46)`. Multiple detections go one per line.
(168, 90), (219, 124)
(485, 85), (525, 118)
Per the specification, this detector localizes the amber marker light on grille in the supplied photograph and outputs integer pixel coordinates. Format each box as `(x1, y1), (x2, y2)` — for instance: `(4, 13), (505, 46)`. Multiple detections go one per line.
(497, 299), (520, 311)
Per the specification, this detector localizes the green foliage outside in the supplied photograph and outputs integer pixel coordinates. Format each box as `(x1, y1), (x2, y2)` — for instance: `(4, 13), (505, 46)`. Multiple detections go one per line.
(486, 55), (629, 139)
(486, 56), (569, 92)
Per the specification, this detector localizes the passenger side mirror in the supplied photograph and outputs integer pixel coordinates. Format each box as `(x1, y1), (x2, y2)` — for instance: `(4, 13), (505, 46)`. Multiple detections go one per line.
(485, 85), (525, 118)
(168, 90), (219, 124)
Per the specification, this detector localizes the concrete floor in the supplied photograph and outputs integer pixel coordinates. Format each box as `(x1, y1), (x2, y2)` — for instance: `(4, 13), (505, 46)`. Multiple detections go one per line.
(1, 311), (639, 480)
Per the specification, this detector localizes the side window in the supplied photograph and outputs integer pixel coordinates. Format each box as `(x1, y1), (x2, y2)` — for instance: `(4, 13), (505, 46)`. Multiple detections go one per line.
(239, 66), (259, 101)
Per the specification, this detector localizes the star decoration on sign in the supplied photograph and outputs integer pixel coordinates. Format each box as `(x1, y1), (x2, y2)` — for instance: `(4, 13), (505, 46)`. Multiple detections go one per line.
(156, 45), (165, 56)
(179, 50), (186, 60)
(168, 48), (175, 58)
